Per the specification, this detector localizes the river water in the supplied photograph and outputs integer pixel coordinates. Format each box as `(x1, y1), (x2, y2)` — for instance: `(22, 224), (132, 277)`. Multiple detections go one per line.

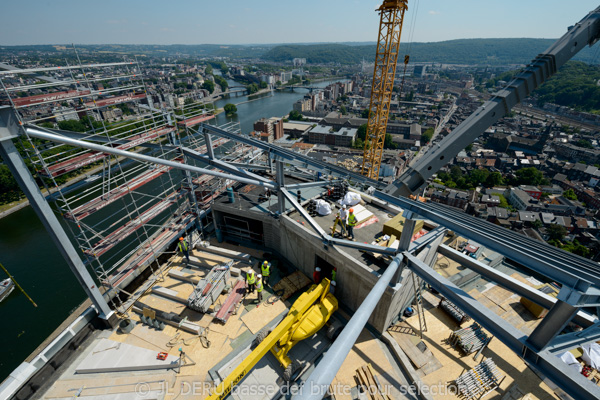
(0, 78), (342, 382)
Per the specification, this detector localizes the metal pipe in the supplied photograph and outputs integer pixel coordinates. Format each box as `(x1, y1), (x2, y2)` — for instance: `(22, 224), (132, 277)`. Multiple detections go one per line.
(25, 127), (277, 189)
(293, 255), (403, 400)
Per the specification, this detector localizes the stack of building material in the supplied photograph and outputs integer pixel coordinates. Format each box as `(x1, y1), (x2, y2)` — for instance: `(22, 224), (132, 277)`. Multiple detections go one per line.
(455, 358), (505, 400)
(354, 363), (392, 400)
(214, 279), (246, 323)
(382, 213), (424, 238)
(187, 263), (231, 312)
(272, 271), (312, 300)
(449, 323), (490, 355)
(438, 297), (471, 325)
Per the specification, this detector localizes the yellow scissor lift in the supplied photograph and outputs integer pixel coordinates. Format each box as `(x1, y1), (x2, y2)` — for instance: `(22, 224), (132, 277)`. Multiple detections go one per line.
(206, 279), (338, 400)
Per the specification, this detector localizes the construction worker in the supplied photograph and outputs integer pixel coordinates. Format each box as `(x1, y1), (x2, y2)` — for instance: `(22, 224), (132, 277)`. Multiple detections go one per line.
(256, 274), (264, 302)
(313, 267), (321, 284)
(246, 268), (256, 294)
(331, 267), (337, 282)
(261, 260), (271, 286)
(339, 205), (348, 236)
(347, 208), (357, 240)
(178, 237), (190, 263)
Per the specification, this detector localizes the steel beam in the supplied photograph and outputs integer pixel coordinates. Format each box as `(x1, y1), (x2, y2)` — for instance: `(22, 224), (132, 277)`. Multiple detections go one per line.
(526, 300), (578, 351)
(372, 191), (598, 293)
(203, 131), (215, 160)
(25, 127), (277, 190)
(0, 107), (113, 320)
(545, 324), (600, 354)
(294, 255), (404, 400)
(438, 244), (597, 328)
(404, 252), (600, 400)
(280, 188), (327, 238)
(201, 123), (382, 188)
(284, 180), (337, 190)
(181, 147), (272, 184)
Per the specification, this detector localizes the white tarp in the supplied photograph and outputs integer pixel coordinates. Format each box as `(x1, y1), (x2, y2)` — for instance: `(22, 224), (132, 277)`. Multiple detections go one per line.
(339, 192), (361, 206)
(582, 342), (600, 370)
(315, 199), (331, 216)
(559, 351), (582, 373)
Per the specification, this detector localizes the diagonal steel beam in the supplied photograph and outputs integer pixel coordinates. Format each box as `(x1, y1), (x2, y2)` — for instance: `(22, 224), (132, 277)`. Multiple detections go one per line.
(404, 252), (600, 400)
(280, 188), (327, 238)
(25, 127), (277, 190)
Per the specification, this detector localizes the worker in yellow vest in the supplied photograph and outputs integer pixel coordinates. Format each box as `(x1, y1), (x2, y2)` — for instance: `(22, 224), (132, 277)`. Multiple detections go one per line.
(261, 261), (271, 286)
(178, 237), (190, 263)
(246, 268), (256, 294)
(347, 208), (357, 240)
(256, 274), (264, 302)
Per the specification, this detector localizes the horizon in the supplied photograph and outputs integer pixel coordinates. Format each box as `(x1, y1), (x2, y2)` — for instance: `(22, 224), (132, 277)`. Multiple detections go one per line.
(0, 37), (562, 48)
(0, 0), (598, 46)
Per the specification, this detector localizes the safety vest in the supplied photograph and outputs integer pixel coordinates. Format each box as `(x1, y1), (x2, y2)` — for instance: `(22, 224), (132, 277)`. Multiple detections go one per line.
(178, 240), (188, 252)
(256, 280), (263, 292)
(331, 269), (337, 282)
(348, 214), (357, 226)
(247, 271), (256, 285)
(261, 262), (271, 276)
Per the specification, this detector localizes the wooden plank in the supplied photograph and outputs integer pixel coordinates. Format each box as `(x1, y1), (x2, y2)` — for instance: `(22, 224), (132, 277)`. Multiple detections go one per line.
(240, 300), (287, 334)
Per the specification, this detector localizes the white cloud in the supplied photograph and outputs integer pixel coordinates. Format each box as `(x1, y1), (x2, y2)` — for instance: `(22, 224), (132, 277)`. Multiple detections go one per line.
(428, 11), (440, 15)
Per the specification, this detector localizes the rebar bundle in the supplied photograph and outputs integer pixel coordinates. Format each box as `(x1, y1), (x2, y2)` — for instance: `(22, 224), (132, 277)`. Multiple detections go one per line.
(455, 358), (504, 400)
(449, 323), (490, 354)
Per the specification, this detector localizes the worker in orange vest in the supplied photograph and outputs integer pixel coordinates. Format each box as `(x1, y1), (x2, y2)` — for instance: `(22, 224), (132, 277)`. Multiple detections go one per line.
(178, 237), (190, 263)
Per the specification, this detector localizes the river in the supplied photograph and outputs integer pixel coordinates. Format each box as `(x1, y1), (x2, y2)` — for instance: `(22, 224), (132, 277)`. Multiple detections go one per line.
(0, 77), (343, 382)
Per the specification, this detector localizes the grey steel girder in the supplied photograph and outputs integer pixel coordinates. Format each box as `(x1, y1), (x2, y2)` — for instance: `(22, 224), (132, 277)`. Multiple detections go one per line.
(373, 190), (600, 296)
(385, 6), (600, 197)
(284, 180), (338, 190)
(294, 255), (404, 400)
(404, 252), (600, 400)
(200, 123), (382, 188)
(25, 127), (277, 190)
(439, 244), (597, 328)
(0, 107), (113, 319)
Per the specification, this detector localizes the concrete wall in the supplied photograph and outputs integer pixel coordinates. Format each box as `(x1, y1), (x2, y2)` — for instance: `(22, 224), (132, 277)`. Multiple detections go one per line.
(213, 201), (419, 333)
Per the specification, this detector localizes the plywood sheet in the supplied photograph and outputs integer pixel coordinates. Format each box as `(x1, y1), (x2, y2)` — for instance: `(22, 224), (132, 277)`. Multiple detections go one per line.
(44, 373), (175, 398)
(137, 293), (186, 314)
(240, 300), (287, 334)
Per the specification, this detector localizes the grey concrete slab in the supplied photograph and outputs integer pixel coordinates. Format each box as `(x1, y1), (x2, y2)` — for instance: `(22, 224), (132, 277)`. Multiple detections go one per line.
(151, 286), (186, 304)
(76, 339), (179, 374)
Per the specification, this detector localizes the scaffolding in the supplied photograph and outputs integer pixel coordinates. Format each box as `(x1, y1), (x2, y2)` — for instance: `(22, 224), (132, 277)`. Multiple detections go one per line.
(0, 53), (246, 311)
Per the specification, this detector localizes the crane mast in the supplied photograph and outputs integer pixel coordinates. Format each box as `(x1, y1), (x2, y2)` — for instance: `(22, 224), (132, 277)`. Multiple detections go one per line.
(361, 0), (408, 179)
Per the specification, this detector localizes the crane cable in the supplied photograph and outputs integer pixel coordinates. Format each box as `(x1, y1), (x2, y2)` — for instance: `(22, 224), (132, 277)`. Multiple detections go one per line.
(399, 0), (420, 98)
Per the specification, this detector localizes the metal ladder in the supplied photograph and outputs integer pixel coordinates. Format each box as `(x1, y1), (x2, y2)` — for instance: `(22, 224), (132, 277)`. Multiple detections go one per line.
(411, 272), (428, 338)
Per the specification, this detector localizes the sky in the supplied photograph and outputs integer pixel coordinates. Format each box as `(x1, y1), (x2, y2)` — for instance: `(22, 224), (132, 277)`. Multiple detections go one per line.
(1, 0), (599, 46)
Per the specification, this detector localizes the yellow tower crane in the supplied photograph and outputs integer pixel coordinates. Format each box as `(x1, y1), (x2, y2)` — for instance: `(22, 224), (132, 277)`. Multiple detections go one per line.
(361, 0), (408, 179)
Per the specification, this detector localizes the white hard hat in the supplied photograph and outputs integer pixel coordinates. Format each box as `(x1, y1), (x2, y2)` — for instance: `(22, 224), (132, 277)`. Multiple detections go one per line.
(342, 205), (346, 209)
(315, 267), (321, 272)
(331, 281), (336, 286)
(257, 274), (262, 278)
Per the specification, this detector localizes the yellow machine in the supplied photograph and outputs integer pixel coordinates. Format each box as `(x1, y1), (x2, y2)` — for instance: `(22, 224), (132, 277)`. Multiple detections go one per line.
(361, 0), (408, 179)
(206, 279), (338, 400)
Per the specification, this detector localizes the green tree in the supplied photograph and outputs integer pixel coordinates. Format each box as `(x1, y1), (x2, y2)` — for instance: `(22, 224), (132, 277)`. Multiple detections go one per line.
(361, 109), (370, 118)
(450, 165), (463, 181)
(532, 219), (543, 229)
(465, 143), (473, 152)
(247, 83), (259, 94)
(224, 103), (237, 116)
(563, 189), (578, 200)
(205, 65), (213, 75)
(485, 171), (504, 187)
(357, 124), (367, 141)
(422, 128), (434, 144)
(384, 134), (396, 149)
(576, 139), (594, 149)
(289, 110), (303, 121)
(514, 167), (547, 186)
(547, 224), (567, 241)
(340, 105), (347, 115)
(184, 97), (194, 105)
(259, 81), (268, 89)
(493, 194), (509, 209)
(469, 169), (490, 187)
(202, 80), (215, 94)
